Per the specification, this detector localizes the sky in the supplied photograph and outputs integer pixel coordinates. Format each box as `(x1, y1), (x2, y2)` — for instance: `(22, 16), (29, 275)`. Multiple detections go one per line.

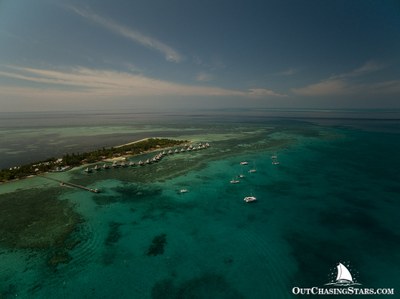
(0, 0), (399, 112)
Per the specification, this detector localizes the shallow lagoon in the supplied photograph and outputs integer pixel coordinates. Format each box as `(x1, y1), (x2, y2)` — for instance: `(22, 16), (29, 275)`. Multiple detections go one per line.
(0, 113), (399, 298)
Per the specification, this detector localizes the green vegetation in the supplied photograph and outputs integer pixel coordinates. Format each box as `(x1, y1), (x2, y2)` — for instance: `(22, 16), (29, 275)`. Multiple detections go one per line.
(0, 138), (185, 182)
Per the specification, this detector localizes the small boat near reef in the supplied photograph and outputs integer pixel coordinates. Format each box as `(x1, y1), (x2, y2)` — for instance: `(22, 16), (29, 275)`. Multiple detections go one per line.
(244, 196), (257, 203)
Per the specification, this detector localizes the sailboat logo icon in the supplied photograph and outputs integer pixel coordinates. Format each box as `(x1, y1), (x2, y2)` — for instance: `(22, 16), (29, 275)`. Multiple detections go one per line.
(292, 261), (395, 296)
(325, 262), (361, 286)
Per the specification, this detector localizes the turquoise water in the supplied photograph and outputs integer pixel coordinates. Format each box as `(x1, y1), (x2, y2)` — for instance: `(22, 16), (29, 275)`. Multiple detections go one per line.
(0, 115), (399, 298)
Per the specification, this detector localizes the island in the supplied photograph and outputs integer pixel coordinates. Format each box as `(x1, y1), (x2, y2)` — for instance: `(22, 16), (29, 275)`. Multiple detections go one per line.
(0, 138), (188, 182)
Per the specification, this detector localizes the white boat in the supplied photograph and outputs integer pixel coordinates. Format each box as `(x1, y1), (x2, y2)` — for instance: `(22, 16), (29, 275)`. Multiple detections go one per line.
(244, 196), (257, 203)
(240, 161), (248, 165)
(94, 165), (100, 171)
(84, 167), (92, 173)
(239, 174), (245, 178)
(102, 163), (110, 169)
(179, 189), (188, 194)
(230, 179), (240, 184)
(248, 169), (256, 173)
(271, 154), (280, 165)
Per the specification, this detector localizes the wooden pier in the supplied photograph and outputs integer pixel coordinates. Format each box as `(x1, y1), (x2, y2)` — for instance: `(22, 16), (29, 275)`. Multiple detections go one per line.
(38, 175), (100, 193)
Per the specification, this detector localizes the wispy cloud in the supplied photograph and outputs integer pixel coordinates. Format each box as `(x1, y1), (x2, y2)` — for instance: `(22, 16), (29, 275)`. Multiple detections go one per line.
(196, 72), (213, 82)
(292, 61), (397, 97)
(332, 60), (385, 79)
(351, 61), (385, 74)
(292, 79), (351, 96)
(68, 6), (183, 63)
(0, 66), (285, 100)
(277, 68), (298, 76)
(248, 88), (286, 97)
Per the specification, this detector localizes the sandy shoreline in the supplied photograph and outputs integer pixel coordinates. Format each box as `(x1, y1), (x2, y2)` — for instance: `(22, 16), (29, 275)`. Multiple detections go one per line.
(114, 137), (152, 148)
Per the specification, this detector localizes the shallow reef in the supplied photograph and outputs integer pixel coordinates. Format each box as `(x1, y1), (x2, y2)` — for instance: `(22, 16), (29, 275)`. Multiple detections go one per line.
(147, 233), (167, 256)
(105, 221), (122, 246)
(0, 187), (83, 267)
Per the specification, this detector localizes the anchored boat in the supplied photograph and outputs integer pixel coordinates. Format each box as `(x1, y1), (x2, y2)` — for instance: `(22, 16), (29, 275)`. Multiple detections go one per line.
(244, 196), (257, 203)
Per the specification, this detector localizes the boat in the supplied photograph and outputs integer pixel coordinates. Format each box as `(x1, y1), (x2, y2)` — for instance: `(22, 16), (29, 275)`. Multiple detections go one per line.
(94, 165), (100, 171)
(240, 161), (248, 165)
(129, 161), (135, 166)
(230, 179), (240, 184)
(271, 154), (280, 165)
(244, 196), (257, 203)
(138, 160), (144, 166)
(239, 174), (245, 178)
(112, 161), (119, 168)
(102, 163), (110, 169)
(179, 189), (188, 194)
(247, 161), (257, 173)
(84, 167), (92, 173)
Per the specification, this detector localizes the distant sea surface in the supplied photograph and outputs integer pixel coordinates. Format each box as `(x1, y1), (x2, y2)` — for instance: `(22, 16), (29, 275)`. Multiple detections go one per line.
(1, 108), (399, 169)
(0, 109), (399, 298)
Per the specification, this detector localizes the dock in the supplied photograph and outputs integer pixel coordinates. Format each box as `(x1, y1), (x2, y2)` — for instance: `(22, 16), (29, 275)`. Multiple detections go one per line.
(38, 175), (100, 193)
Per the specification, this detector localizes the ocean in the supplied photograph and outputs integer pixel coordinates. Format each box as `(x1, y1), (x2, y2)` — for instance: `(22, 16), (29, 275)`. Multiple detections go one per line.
(0, 110), (399, 298)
